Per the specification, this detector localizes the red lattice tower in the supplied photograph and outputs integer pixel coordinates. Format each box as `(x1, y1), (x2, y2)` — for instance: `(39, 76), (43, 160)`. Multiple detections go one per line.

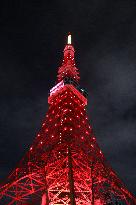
(0, 34), (136, 205)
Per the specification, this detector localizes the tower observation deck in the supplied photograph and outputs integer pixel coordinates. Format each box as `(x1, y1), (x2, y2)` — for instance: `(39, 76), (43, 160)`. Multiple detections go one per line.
(0, 34), (136, 205)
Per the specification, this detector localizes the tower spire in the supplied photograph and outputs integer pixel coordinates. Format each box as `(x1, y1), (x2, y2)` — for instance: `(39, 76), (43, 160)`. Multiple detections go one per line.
(57, 33), (80, 83)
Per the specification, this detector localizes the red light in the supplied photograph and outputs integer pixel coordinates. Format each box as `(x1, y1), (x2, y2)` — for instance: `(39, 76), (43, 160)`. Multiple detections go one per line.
(1, 35), (134, 205)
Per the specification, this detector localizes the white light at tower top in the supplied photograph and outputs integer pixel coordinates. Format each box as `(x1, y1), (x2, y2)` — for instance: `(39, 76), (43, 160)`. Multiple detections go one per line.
(68, 33), (71, 44)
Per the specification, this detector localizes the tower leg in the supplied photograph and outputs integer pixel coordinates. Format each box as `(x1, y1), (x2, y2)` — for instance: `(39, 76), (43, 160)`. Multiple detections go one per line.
(91, 161), (94, 205)
(68, 146), (76, 205)
(44, 167), (49, 205)
(41, 194), (47, 205)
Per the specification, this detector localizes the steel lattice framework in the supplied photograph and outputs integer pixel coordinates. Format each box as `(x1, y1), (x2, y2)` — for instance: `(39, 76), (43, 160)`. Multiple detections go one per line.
(0, 34), (136, 205)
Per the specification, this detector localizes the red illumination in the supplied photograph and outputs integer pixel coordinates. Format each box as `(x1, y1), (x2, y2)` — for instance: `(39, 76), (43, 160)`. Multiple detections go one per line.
(0, 34), (136, 205)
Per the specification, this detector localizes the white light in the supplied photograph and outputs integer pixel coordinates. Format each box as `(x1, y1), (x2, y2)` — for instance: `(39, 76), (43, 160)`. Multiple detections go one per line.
(68, 34), (71, 44)
(50, 80), (64, 96)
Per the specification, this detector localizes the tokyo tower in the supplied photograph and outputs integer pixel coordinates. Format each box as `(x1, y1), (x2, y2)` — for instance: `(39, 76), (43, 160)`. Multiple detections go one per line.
(0, 34), (136, 205)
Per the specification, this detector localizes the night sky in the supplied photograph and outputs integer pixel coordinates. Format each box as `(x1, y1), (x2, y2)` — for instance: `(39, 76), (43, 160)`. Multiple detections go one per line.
(0, 0), (136, 196)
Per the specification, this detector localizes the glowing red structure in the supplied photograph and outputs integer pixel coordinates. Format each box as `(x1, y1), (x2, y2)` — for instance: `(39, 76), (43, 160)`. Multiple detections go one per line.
(0, 34), (136, 205)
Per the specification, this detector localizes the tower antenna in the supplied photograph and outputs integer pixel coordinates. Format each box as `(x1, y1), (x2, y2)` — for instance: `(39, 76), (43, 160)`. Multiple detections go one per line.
(67, 32), (71, 44)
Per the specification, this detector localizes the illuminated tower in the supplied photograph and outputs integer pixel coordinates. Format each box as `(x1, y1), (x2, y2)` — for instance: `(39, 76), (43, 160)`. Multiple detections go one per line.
(0, 34), (136, 205)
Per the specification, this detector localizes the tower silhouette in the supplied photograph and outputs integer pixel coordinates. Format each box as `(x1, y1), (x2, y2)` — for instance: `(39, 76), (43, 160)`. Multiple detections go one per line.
(0, 34), (136, 205)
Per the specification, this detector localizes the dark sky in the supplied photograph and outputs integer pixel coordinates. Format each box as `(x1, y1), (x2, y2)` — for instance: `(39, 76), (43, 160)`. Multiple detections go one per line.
(0, 0), (136, 196)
